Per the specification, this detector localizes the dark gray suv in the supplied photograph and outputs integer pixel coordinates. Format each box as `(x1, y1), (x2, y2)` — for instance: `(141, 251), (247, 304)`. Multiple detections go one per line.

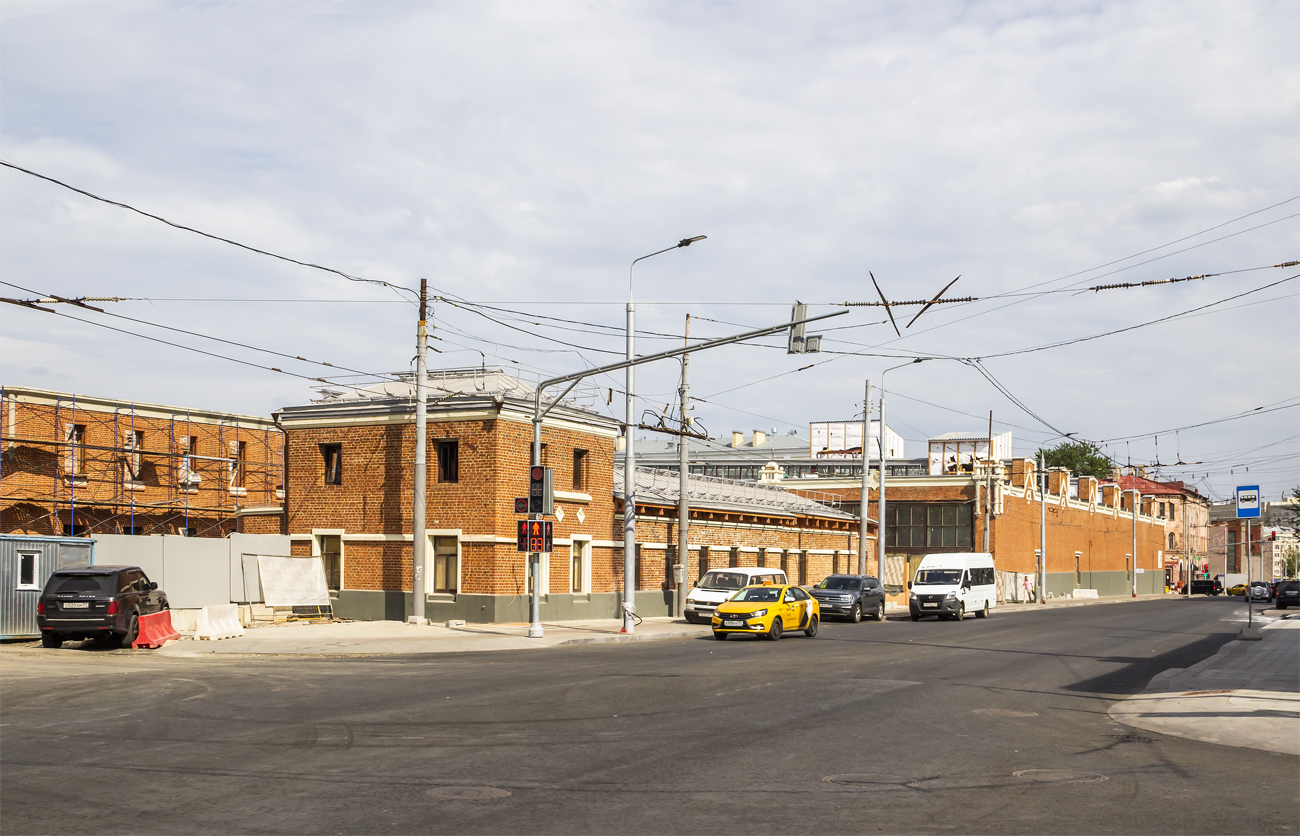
(809, 574), (886, 622)
(36, 566), (169, 649)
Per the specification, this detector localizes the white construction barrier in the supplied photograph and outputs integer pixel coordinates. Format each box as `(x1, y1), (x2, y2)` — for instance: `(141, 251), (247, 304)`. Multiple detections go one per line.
(196, 604), (245, 640)
(169, 609), (201, 632)
(1072, 588), (1099, 599)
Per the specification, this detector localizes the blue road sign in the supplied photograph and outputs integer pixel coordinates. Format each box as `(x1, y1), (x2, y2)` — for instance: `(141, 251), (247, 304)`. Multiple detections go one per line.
(1235, 485), (1261, 519)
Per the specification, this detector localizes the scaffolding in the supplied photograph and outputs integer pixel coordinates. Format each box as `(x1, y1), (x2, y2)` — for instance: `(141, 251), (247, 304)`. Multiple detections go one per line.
(1, 387), (283, 537)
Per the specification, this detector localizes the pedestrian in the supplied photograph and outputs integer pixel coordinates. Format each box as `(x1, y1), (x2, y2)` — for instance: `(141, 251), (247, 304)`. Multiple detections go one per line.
(1023, 573), (1034, 603)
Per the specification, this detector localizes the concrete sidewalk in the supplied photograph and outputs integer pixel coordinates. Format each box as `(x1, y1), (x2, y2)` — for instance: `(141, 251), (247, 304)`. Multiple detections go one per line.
(155, 615), (713, 657)
(1110, 617), (1300, 755)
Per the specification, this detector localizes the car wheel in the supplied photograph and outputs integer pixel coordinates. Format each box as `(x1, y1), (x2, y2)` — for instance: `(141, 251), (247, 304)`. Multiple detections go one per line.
(804, 616), (819, 638)
(976, 601), (989, 619)
(1279, 603), (1288, 610)
(873, 603), (886, 621)
(910, 613), (920, 622)
(768, 618), (783, 641)
(953, 602), (964, 621)
(41, 633), (63, 649)
(117, 613), (140, 649)
(849, 603), (861, 623)
(713, 631), (727, 640)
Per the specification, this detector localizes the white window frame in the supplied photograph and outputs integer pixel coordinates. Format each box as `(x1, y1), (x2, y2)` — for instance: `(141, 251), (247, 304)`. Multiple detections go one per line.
(16, 551), (40, 590)
(426, 530), (462, 596)
(312, 529), (345, 591)
(570, 535), (592, 595)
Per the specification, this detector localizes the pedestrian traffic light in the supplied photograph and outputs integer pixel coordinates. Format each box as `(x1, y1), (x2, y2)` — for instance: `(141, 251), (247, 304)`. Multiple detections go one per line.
(516, 519), (553, 553)
(528, 465), (553, 515)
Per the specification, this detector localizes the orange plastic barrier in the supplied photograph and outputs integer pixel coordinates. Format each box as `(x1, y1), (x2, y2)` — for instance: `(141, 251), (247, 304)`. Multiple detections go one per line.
(133, 610), (180, 649)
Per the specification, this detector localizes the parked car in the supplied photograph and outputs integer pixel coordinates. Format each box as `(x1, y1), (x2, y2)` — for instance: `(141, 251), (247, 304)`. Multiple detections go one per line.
(908, 552), (997, 621)
(684, 567), (787, 624)
(1248, 581), (1272, 602)
(36, 566), (168, 648)
(1190, 577), (1223, 596)
(1227, 582), (1248, 597)
(1275, 580), (1300, 610)
(712, 584), (819, 640)
(810, 574), (886, 622)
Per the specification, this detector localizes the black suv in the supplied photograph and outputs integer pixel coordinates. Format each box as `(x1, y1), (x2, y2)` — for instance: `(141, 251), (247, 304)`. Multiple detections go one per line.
(1275, 580), (1299, 610)
(809, 574), (886, 622)
(37, 566), (169, 648)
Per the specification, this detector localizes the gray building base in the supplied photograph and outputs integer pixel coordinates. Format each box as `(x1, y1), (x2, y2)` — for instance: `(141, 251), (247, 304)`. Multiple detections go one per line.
(332, 588), (678, 624)
(1045, 570), (1164, 599)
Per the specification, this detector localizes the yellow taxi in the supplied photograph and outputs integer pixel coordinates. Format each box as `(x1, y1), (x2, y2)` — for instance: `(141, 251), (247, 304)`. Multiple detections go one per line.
(711, 583), (820, 640)
(1227, 582), (1248, 596)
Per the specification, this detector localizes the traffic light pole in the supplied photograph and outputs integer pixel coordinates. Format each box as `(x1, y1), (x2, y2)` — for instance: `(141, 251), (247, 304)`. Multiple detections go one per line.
(528, 419), (544, 638)
(411, 279), (429, 625)
(525, 307), (848, 638)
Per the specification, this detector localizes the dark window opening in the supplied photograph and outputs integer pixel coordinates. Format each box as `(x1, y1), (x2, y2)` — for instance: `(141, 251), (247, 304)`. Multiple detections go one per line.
(434, 536), (458, 594)
(18, 553), (36, 587)
(887, 503), (972, 549)
(437, 440), (459, 483)
(573, 449), (588, 491)
(321, 443), (343, 485)
(320, 535), (342, 591)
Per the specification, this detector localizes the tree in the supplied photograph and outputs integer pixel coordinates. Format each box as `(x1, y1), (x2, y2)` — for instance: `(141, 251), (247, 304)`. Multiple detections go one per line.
(1033, 440), (1113, 479)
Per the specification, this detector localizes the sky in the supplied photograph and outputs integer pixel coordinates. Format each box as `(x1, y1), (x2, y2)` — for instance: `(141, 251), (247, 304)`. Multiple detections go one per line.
(2, 0), (1297, 505)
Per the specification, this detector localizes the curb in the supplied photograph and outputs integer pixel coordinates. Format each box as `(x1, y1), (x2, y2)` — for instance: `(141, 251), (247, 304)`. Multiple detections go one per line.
(556, 629), (710, 647)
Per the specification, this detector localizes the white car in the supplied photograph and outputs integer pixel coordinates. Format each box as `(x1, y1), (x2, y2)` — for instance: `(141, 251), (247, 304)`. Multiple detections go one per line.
(684, 567), (788, 623)
(908, 552), (997, 621)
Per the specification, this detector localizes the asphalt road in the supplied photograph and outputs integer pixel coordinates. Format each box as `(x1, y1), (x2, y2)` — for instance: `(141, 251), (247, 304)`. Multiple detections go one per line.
(2, 598), (1296, 835)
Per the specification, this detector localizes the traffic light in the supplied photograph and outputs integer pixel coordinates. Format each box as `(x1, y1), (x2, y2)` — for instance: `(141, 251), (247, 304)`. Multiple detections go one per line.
(516, 520), (553, 553)
(528, 466), (553, 515)
(787, 301), (823, 354)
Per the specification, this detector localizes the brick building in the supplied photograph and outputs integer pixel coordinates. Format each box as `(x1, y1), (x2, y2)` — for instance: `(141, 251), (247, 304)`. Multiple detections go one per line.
(779, 433), (1168, 603)
(275, 369), (868, 623)
(1104, 473), (1209, 587)
(2, 386), (283, 538)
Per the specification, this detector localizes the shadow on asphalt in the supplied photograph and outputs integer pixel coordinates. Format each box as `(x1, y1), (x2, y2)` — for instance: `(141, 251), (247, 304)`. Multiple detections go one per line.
(1062, 632), (1237, 697)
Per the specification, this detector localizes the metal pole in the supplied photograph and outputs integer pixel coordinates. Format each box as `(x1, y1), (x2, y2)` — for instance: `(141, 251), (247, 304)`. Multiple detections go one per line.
(1246, 520), (1252, 628)
(859, 379), (871, 575)
(876, 385), (887, 585)
(623, 278), (637, 633)
(529, 401), (543, 638)
(1132, 488), (1139, 598)
(676, 315), (691, 618)
(983, 410), (992, 553)
(1038, 451), (1046, 604)
(411, 280), (429, 624)
(1184, 495), (1191, 596)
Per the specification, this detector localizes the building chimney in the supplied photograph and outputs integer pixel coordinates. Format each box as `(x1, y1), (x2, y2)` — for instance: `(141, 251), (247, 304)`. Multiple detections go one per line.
(731, 431), (744, 448)
(753, 429), (766, 447)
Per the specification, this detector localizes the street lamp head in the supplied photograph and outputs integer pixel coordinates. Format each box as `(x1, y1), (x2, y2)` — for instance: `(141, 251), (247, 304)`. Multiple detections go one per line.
(678, 236), (707, 247)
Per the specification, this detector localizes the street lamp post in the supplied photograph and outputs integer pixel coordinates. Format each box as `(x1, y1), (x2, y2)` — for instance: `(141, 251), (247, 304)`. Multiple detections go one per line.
(877, 359), (927, 586)
(624, 236), (705, 634)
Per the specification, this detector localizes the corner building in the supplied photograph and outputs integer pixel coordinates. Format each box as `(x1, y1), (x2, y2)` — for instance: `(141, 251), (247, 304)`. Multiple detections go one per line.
(276, 370), (867, 623)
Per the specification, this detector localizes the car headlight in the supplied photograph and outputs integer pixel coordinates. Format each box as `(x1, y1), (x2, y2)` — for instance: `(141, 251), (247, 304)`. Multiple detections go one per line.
(909, 591), (917, 599)
(746, 609), (768, 619)
(945, 591), (957, 600)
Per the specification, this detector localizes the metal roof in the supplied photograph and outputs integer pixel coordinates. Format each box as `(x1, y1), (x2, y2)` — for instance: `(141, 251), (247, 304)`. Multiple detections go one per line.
(615, 466), (859, 523)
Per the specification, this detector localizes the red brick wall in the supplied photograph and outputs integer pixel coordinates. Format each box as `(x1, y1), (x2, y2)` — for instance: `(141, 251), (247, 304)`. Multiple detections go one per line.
(2, 393), (281, 537)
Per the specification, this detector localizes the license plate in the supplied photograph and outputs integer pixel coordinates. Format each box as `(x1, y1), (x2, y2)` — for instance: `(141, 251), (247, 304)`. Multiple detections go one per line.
(63, 602), (89, 609)
(922, 603), (938, 608)
(723, 620), (744, 627)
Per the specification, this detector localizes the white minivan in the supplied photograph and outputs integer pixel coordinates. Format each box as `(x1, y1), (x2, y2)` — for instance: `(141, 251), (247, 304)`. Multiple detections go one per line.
(908, 552), (997, 621)
(684, 566), (788, 623)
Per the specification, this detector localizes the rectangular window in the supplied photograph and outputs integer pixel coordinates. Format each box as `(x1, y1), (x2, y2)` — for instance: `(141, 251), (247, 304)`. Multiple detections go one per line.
(437, 440), (459, 483)
(319, 535), (342, 591)
(180, 436), (200, 488)
(69, 424), (87, 475)
(321, 443), (342, 485)
(228, 440), (248, 491)
(124, 430), (144, 482)
(434, 536), (458, 594)
(888, 503), (972, 549)
(17, 552), (38, 589)
(729, 547), (739, 569)
(573, 449), (588, 491)
(571, 540), (590, 593)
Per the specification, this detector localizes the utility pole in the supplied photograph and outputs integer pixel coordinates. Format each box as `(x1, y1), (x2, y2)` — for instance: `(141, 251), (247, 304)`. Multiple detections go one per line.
(1131, 487), (1139, 598)
(410, 279), (429, 625)
(876, 388), (888, 584)
(1038, 450), (1046, 604)
(858, 380), (871, 575)
(983, 410), (992, 553)
(676, 315), (691, 618)
(1184, 497), (1191, 596)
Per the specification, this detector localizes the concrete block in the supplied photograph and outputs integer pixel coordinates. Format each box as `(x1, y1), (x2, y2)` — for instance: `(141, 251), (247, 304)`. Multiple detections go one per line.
(1072, 589), (1099, 599)
(196, 604), (245, 640)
